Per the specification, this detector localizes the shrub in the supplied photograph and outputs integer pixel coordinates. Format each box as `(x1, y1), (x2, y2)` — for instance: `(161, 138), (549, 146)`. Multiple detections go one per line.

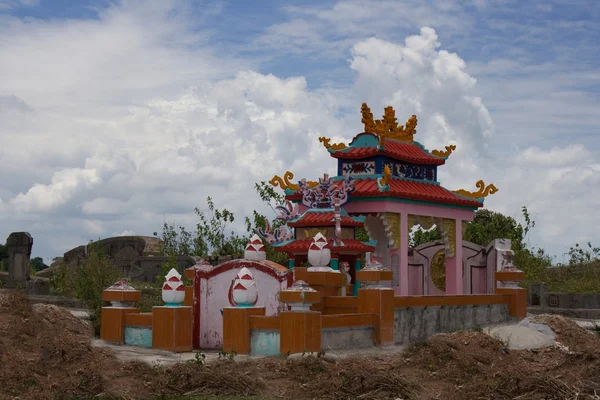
(49, 242), (120, 335)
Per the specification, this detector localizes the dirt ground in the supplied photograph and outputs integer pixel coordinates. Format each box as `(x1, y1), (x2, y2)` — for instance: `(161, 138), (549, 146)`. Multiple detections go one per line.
(1, 292), (600, 400)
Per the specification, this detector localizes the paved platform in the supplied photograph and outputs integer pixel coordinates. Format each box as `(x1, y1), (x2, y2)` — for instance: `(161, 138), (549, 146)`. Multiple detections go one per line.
(91, 339), (407, 366)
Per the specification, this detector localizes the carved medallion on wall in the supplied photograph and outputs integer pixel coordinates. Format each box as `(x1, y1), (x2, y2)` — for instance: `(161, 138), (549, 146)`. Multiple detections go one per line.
(430, 249), (446, 292)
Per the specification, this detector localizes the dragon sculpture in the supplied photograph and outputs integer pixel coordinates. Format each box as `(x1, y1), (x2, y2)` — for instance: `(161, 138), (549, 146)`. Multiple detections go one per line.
(299, 174), (355, 209)
(257, 200), (299, 244)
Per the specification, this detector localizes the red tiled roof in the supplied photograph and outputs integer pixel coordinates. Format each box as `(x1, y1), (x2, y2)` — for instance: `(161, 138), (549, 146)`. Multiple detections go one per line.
(288, 211), (364, 228)
(286, 178), (483, 208)
(330, 138), (445, 165)
(274, 239), (375, 254)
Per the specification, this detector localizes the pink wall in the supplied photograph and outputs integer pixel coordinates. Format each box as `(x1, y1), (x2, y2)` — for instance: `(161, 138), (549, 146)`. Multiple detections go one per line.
(409, 241), (492, 295)
(471, 266), (487, 294)
(408, 264), (424, 295)
(192, 260), (293, 349)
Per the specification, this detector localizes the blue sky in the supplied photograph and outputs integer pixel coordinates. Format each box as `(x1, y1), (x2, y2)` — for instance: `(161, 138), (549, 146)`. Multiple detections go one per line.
(0, 0), (598, 264)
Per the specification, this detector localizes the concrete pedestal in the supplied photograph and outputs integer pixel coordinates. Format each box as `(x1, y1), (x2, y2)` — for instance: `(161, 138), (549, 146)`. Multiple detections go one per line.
(358, 288), (394, 346)
(152, 306), (193, 352)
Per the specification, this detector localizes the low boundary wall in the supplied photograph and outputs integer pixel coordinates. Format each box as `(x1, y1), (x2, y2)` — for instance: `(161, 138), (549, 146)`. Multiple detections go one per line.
(225, 291), (519, 356)
(393, 295), (512, 344)
(528, 283), (600, 318)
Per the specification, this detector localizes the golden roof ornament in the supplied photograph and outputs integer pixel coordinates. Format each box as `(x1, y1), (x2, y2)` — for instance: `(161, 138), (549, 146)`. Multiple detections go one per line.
(270, 171), (318, 191)
(454, 180), (499, 199)
(431, 145), (457, 158)
(380, 164), (391, 186)
(360, 103), (417, 143)
(318, 137), (347, 151)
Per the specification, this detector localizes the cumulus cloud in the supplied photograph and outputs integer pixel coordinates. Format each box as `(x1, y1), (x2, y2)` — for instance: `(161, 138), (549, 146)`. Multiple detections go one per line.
(349, 27), (494, 186)
(11, 168), (102, 213)
(0, 1), (598, 264)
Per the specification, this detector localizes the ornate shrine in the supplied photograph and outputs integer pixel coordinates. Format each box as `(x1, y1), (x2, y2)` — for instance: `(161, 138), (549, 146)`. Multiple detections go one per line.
(269, 103), (498, 296)
(258, 173), (376, 294)
(100, 104), (529, 358)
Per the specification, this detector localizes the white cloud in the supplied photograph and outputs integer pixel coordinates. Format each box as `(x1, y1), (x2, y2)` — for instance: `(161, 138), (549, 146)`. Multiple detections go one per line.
(0, 1), (598, 265)
(11, 168), (101, 213)
(81, 198), (130, 216)
(348, 28), (494, 188)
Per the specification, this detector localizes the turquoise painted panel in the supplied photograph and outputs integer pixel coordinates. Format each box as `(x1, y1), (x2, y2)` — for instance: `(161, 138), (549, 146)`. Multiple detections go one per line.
(330, 258), (339, 270)
(349, 133), (379, 148)
(124, 326), (153, 348)
(250, 329), (280, 356)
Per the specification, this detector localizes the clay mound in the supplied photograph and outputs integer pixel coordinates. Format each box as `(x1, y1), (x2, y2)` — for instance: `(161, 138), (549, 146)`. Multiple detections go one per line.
(398, 329), (600, 399)
(0, 292), (143, 400)
(1, 291), (600, 400)
(530, 314), (600, 354)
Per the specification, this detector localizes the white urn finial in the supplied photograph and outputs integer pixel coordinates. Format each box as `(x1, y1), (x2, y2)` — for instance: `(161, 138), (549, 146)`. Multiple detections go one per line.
(229, 267), (259, 307)
(307, 232), (332, 272)
(162, 268), (185, 306)
(244, 234), (266, 261)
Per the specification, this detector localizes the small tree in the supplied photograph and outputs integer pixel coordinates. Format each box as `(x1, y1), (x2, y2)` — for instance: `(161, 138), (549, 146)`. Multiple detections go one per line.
(30, 257), (47, 272)
(49, 241), (120, 335)
(567, 242), (600, 265)
(410, 227), (442, 248)
(195, 196), (246, 257)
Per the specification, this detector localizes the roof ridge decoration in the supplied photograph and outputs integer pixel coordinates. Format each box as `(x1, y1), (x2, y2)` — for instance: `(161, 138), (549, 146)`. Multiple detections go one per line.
(299, 173), (355, 208)
(319, 137), (347, 151)
(257, 200), (298, 244)
(453, 180), (499, 199)
(431, 145), (457, 158)
(270, 171), (318, 191)
(361, 103), (417, 143)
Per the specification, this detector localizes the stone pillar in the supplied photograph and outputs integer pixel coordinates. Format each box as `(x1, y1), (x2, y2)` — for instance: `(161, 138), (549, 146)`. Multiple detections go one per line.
(294, 267), (345, 310)
(399, 213), (409, 295)
(6, 232), (33, 288)
(357, 287), (395, 346)
(495, 249), (527, 320)
(279, 281), (322, 354)
(100, 282), (142, 343)
(357, 267), (394, 345)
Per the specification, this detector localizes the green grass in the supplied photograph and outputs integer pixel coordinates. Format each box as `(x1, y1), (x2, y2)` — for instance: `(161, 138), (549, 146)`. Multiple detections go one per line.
(542, 263), (600, 293)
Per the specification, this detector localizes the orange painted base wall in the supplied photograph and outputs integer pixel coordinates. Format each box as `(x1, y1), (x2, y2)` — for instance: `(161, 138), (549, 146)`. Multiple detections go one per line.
(100, 307), (139, 343)
(151, 306), (193, 352)
(221, 289), (526, 355)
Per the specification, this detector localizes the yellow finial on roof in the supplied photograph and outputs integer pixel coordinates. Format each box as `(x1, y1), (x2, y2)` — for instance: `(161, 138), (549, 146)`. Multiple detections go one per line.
(318, 137), (347, 151)
(381, 164), (392, 186)
(269, 171), (318, 191)
(454, 180), (498, 199)
(431, 145), (457, 158)
(360, 103), (417, 142)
